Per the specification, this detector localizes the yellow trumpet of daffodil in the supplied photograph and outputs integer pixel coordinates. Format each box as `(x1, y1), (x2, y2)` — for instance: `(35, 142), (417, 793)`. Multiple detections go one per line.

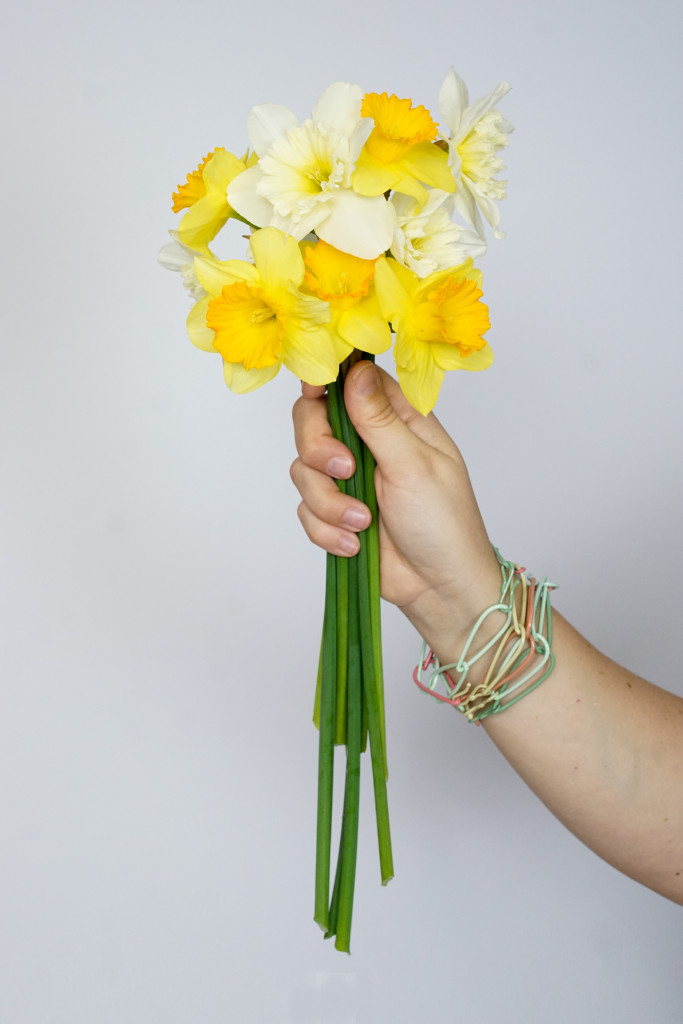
(303, 240), (392, 356)
(352, 93), (455, 205)
(373, 256), (493, 415)
(187, 227), (348, 392)
(172, 148), (257, 255)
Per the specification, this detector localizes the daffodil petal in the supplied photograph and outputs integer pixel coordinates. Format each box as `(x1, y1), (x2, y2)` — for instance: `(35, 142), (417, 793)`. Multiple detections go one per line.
(450, 182), (485, 236)
(457, 81), (512, 142)
(373, 256), (415, 322)
(193, 256), (259, 295)
(311, 81), (364, 138)
(250, 227), (305, 289)
(396, 341), (444, 416)
(282, 325), (341, 385)
(337, 296), (392, 354)
(317, 190), (395, 260)
(187, 296), (216, 352)
(227, 166), (274, 227)
(432, 341), (494, 371)
(223, 359), (281, 393)
(399, 142), (454, 193)
(412, 258), (476, 303)
(247, 104), (298, 156)
(178, 193), (229, 254)
(438, 68), (469, 135)
(158, 233), (188, 271)
(351, 154), (400, 197)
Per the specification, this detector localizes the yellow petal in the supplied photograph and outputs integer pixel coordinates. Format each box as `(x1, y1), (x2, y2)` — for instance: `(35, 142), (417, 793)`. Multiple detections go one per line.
(250, 227), (305, 289)
(399, 142), (455, 194)
(395, 340), (444, 416)
(351, 152), (401, 197)
(337, 296), (392, 354)
(373, 257), (416, 323)
(186, 296), (216, 352)
(222, 359), (281, 393)
(432, 341), (494, 372)
(281, 324), (342, 385)
(179, 194), (230, 255)
(193, 257), (259, 297)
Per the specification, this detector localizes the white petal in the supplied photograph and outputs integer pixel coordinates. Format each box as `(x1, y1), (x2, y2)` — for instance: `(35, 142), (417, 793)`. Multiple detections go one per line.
(316, 190), (395, 260)
(463, 178), (502, 232)
(457, 81), (511, 143)
(451, 182), (485, 236)
(438, 68), (470, 134)
(348, 117), (374, 163)
(158, 235), (188, 271)
(311, 81), (364, 138)
(227, 166), (274, 227)
(246, 103), (298, 156)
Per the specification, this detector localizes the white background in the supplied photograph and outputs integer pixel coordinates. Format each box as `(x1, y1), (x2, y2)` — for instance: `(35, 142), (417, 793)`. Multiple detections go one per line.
(2, 0), (683, 1021)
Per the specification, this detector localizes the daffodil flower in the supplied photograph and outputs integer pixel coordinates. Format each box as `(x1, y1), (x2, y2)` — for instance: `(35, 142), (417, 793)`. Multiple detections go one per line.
(374, 256), (493, 415)
(302, 240), (392, 357)
(187, 227), (348, 392)
(171, 148), (257, 255)
(157, 231), (208, 301)
(352, 92), (455, 206)
(438, 68), (513, 239)
(389, 189), (487, 279)
(227, 83), (395, 260)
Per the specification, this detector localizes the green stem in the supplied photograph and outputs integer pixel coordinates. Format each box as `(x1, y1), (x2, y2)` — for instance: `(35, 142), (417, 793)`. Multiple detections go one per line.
(337, 360), (393, 887)
(327, 380), (349, 746)
(363, 441), (387, 778)
(314, 552), (337, 931)
(334, 553), (363, 953)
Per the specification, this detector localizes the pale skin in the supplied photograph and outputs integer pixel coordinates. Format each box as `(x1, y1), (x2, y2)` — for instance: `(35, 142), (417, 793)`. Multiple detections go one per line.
(291, 360), (683, 905)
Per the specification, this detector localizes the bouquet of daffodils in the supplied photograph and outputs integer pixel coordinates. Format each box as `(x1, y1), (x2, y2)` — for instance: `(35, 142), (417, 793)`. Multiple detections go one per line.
(159, 67), (511, 952)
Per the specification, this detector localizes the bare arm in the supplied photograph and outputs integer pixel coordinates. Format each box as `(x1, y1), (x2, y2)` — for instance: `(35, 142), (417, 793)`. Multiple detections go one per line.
(291, 361), (683, 904)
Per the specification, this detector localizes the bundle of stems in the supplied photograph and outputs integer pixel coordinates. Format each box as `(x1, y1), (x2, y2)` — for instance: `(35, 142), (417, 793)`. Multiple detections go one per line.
(312, 352), (394, 954)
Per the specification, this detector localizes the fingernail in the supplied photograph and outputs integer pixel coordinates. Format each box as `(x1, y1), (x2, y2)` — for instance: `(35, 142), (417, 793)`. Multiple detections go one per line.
(343, 507), (370, 530)
(353, 364), (377, 396)
(326, 456), (352, 478)
(338, 534), (360, 555)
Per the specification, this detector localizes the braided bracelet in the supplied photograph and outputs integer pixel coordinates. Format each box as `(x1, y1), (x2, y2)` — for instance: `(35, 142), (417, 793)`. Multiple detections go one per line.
(413, 549), (557, 723)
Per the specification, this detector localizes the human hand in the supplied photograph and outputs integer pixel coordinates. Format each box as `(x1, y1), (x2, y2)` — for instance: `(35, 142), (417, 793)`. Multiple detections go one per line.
(291, 361), (502, 660)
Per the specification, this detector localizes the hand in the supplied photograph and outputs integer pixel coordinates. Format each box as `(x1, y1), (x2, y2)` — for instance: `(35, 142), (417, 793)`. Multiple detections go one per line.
(291, 361), (502, 658)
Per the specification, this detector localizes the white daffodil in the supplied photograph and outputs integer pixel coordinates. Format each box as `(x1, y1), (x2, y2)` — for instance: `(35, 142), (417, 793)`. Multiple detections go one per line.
(389, 189), (487, 278)
(438, 68), (513, 239)
(158, 231), (208, 301)
(227, 82), (395, 260)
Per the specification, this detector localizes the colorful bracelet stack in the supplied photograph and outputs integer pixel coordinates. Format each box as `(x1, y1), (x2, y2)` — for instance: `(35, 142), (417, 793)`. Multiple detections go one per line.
(413, 549), (557, 723)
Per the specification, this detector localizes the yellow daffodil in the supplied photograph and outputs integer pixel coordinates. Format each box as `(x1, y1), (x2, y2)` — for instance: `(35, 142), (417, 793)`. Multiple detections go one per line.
(352, 92), (455, 205)
(437, 68), (513, 239)
(303, 240), (392, 355)
(373, 256), (493, 415)
(172, 148), (257, 255)
(227, 83), (395, 260)
(187, 227), (347, 392)
(390, 189), (487, 279)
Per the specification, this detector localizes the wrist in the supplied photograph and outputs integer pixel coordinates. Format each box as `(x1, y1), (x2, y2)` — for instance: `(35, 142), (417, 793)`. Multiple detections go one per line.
(412, 553), (558, 722)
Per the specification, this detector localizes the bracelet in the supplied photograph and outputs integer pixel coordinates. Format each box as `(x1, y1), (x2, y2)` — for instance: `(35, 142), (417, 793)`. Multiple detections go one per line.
(412, 549), (557, 723)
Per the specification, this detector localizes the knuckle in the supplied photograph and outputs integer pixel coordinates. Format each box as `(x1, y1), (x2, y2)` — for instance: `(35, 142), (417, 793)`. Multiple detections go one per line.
(365, 399), (398, 431)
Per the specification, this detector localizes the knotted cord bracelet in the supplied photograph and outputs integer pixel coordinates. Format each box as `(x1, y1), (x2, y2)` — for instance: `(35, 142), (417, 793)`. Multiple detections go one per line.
(413, 549), (557, 723)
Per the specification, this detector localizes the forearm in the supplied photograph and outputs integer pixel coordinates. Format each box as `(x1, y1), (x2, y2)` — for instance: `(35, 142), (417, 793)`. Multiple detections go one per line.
(476, 612), (683, 903)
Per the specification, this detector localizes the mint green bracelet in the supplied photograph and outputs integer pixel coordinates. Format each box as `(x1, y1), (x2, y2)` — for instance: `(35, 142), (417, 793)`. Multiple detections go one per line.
(413, 549), (557, 723)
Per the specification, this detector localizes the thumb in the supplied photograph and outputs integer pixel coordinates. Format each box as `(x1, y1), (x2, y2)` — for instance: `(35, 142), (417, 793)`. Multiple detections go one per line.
(343, 361), (422, 469)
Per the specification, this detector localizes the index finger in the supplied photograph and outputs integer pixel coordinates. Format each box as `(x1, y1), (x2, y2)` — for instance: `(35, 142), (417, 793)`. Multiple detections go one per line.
(292, 390), (356, 479)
